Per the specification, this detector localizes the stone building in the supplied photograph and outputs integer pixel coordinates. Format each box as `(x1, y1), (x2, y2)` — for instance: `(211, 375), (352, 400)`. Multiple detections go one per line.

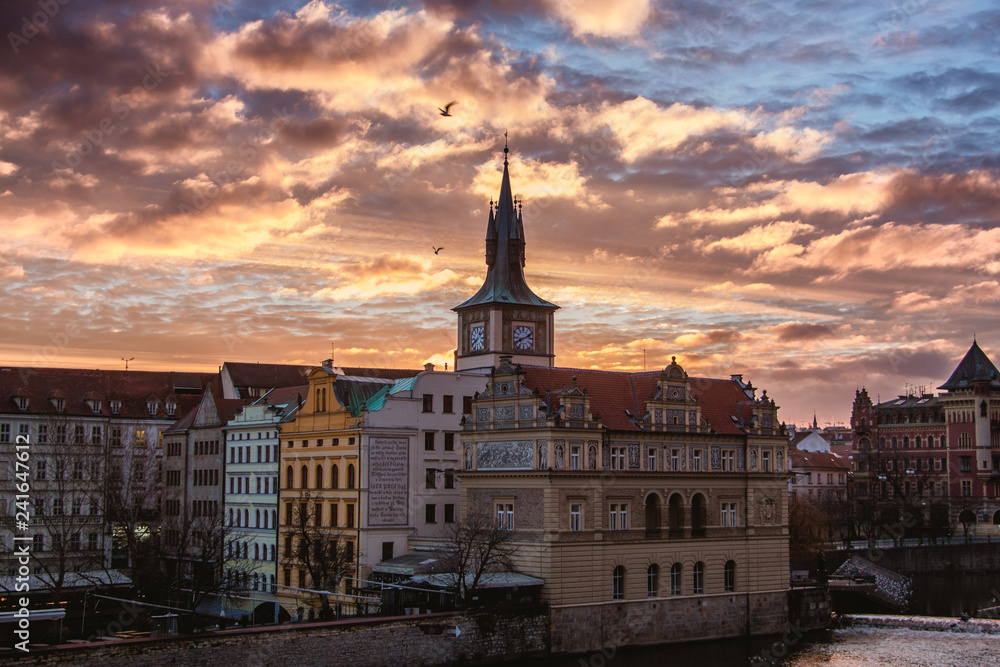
(850, 339), (1000, 535)
(455, 147), (792, 651)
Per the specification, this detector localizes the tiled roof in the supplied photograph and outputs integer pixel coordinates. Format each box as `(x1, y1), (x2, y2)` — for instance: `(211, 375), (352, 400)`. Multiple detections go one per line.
(254, 385), (309, 410)
(0, 366), (219, 420)
(789, 448), (851, 470)
(223, 362), (312, 389)
(520, 366), (757, 434)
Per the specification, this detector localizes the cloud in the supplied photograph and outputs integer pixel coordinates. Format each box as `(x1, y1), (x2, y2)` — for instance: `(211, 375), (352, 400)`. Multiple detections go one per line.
(699, 221), (815, 254)
(548, 0), (652, 39)
(769, 322), (838, 342)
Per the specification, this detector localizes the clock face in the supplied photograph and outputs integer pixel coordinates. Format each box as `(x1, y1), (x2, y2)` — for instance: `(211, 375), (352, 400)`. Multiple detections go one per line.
(513, 325), (534, 350)
(470, 325), (485, 351)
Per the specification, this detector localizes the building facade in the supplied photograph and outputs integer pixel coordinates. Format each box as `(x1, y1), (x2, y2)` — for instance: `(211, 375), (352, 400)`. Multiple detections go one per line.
(850, 340), (1000, 536)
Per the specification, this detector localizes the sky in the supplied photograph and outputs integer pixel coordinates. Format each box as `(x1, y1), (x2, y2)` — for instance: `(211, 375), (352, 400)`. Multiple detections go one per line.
(1, 0), (999, 427)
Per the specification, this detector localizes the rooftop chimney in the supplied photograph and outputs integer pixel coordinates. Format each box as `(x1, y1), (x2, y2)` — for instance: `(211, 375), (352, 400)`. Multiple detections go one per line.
(424, 362), (435, 372)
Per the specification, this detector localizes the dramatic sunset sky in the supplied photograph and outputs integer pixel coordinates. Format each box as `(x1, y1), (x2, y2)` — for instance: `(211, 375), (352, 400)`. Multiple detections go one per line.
(2, 0), (998, 426)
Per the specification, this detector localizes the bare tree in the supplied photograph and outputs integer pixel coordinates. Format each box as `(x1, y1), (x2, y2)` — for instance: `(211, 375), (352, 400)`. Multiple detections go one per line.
(283, 490), (355, 618)
(28, 416), (107, 601)
(104, 424), (161, 572)
(788, 496), (830, 564)
(433, 509), (519, 608)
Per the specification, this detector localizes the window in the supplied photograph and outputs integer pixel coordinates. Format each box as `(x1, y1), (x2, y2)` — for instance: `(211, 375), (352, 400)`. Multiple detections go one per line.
(722, 450), (735, 472)
(671, 449), (680, 471)
(721, 502), (738, 527)
(74, 425), (84, 444)
(347, 464), (355, 489)
(315, 465), (324, 489)
(463, 396), (473, 414)
(693, 562), (704, 594)
(331, 464), (339, 489)
(609, 503), (628, 530)
(496, 502), (514, 530)
(571, 446), (581, 470)
(346, 503), (355, 528)
(38, 425), (48, 444)
(647, 564), (659, 597)
(0, 423), (9, 443)
(961, 456), (972, 473)
(570, 503), (582, 531)
(443, 395), (454, 413)
(444, 469), (454, 489)
(36, 460), (47, 480)
(425, 432), (435, 451)
(422, 394), (433, 412)
(761, 451), (771, 472)
(611, 446), (626, 471)
(286, 466), (293, 489)
(647, 448), (657, 471)
(962, 480), (972, 497)
(724, 560), (736, 592)
(330, 503), (338, 527)
(444, 432), (455, 451)
(444, 504), (455, 523)
(425, 504), (436, 523)
(426, 468), (437, 489)
(88, 533), (99, 552)
(670, 563), (682, 595)
(693, 449), (702, 472)
(91, 426), (102, 445)
(612, 566), (625, 600)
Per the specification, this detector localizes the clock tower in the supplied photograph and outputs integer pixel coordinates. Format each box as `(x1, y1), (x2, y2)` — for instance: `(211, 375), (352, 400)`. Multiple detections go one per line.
(454, 143), (558, 371)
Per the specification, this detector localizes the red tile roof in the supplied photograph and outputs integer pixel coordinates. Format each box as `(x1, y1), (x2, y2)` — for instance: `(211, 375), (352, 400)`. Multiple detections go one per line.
(0, 366), (220, 420)
(789, 448), (851, 470)
(521, 366), (758, 434)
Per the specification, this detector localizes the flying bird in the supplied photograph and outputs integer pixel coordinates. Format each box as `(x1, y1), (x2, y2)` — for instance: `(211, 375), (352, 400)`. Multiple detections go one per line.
(438, 101), (457, 116)
(433, 247), (444, 254)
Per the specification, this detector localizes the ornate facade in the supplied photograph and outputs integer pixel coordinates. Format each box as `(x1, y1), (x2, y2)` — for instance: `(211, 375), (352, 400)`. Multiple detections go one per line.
(850, 339), (1000, 534)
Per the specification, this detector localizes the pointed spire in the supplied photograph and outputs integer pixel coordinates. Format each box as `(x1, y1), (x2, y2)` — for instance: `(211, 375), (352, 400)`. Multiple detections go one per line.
(454, 137), (557, 311)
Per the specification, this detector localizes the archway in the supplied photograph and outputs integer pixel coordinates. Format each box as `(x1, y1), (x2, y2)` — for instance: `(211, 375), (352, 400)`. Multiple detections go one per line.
(668, 493), (684, 537)
(645, 494), (662, 538)
(691, 493), (707, 537)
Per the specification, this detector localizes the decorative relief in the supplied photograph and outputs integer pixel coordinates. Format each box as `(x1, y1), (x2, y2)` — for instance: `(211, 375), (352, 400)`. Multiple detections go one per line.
(538, 444), (547, 468)
(465, 446), (473, 470)
(757, 493), (777, 525)
(667, 409), (685, 425)
(628, 443), (640, 469)
(554, 444), (564, 469)
(476, 441), (533, 470)
(495, 405), (515, 421)
(776, 450), (784, 472)
(519, 404), (534, 421)
(711, 446), (721, 471)
(737, 448), (745, 471)
(568, 404), (584, 420)
(750, 450), (757, 471)
(588, 445), (597, 470)
(654, 408), (663, 424)
(477, 407), (491, 422)
(602, 445), (610, 469)
(689, 411), (697, 425)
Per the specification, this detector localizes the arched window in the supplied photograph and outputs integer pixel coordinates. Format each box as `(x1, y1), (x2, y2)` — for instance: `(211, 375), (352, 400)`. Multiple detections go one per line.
(228, 508), (233, 526)
(331, 464), (339, 489)
(347, 464), (355, 489)
(670, 563), (682, 595)
(316, 465), (324, 489)
(270, 574), (276, 592)
(269, 544), (275, 561)
(647, 564), (659, 598)
(244, 508), (249, 526)
(693, 561), (704, 594)
(612, 565), (625, 600)
(235, 510), (241, 527)
(254, 543), (260, 560)
(724, 560), (736, 592)
(263, 511), (268, 529)
(286, 465), (293, 489)
(645, 494), (661, 537)
(301, 465), (308, 489)
(255, 509), (260, 527)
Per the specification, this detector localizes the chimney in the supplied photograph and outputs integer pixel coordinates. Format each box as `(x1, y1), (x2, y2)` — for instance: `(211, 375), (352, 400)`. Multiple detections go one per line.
(424, 362), (435, 372)
(322, 358), (333, 370)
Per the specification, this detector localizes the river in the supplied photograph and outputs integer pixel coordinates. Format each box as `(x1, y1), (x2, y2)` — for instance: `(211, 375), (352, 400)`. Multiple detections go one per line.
(509, 627), (1000, 666)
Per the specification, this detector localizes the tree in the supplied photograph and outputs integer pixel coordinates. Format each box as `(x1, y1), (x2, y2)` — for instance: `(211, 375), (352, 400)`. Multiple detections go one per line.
(788, 496), (830, 564)
(283, 490), (355, 618)
(432, 509), (519, 608)
(104, 424), (161, 572)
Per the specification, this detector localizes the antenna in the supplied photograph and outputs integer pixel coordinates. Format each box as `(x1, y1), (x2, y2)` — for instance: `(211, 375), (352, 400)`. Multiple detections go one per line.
(122, 357), (134, 371)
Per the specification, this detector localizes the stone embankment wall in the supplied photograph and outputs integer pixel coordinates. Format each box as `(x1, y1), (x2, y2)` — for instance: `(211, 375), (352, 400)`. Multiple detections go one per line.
(2, 607), (548, 667)
(842, 613), (1000, 635)
(549, 590), (790, 655)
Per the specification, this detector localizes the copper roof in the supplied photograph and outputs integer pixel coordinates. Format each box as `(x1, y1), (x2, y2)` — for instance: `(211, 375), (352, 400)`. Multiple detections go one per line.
(454, 149), (558, 311)
(938, 339), (1000, 390)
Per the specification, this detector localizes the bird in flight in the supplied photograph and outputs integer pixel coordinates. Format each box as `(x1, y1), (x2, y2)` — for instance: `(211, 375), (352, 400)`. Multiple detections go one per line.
(438, 101), (457, 116)
(433, 247), (444, 254)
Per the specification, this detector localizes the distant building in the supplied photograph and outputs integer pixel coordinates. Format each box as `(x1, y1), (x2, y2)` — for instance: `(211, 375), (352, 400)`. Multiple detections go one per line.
(850, 339), (1000, 535)
(788, 447), (852, 543)
(0, 367), (214, 593)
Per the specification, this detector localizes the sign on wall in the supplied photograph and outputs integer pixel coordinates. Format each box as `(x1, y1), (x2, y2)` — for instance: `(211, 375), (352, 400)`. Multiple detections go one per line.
(368, 437), (409, 526)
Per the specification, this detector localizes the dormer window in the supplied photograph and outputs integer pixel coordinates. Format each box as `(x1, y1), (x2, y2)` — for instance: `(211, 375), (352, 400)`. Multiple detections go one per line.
(111, 400), (121, 415)
(52, 398), (65, 412)
(166, 402), (177, 417)
(86, 399), (102, 414)
(15, 396), (28, 411)
(147, 401), (158, 416)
